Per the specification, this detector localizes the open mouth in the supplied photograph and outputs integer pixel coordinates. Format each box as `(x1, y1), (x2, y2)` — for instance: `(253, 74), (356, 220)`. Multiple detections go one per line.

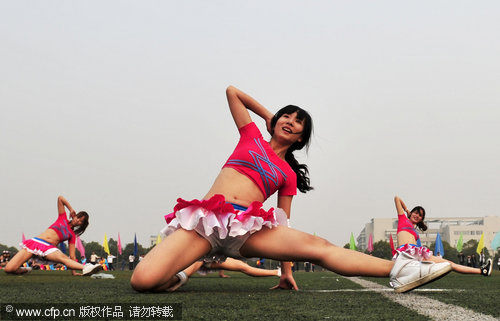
(282, 127), (293, 133)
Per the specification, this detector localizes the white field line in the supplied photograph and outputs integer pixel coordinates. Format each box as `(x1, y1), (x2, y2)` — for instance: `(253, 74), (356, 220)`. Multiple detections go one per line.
(346, 277), (498, 321)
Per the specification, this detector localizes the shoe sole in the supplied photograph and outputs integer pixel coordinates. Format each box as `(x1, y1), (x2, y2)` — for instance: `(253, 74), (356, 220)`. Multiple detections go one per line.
(83, 265), (103, 276)
(394, 264), (452, 293)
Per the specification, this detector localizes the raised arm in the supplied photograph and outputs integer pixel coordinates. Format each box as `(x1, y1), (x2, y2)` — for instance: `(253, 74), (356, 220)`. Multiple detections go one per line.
(394, 195), (409, 216)
(57, 195), (76, 218)
(226, 86), (275, 131)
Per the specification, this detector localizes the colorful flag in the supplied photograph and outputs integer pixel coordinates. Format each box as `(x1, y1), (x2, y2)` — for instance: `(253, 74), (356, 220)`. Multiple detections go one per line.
(434, 232), (444, 257)
(59, 242), (67, 254)
(22, 232), (26, 242)
(349, 232), (357, 251)
(117, 233), (122, 255)
(156, 234), (162, 246)
(389, 234), (396, 256)
(133, 233), (138, 257)
(456, 233), (463, 252)
(103, 233), (110, 255)
(76, 236), (86, 257)
(367, 233), (374, 253)
(476, 232), (485, 255)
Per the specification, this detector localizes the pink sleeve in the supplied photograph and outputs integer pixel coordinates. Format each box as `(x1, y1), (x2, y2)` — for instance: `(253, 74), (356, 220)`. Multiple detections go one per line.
(238, 122), (262, 139)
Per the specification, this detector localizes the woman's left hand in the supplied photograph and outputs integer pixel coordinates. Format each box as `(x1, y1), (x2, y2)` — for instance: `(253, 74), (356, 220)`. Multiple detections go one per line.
(270, 274), (299, 291)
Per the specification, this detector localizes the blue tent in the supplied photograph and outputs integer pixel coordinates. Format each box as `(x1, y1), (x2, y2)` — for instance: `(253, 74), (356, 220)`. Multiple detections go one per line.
(434, 232), (444, 257)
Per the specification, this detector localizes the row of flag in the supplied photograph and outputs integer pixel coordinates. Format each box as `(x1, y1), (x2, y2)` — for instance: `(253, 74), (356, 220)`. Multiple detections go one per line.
(349, 231), (500, 255)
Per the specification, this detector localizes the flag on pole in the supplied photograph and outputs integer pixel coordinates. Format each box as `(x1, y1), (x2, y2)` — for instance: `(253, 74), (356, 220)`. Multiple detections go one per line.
(476, 232), (485, 255)
(367, 233), (374, 253)
(349, 232), (357, 250)
(133, 233), (138, 257)
(59, 242), (67, 254)
(434, 232), (444, 257)
(156, 234), (162, 246)
(389, 234), (396, 256)
(76, 236), (85, 257)
(117, 233), (122, 255)
(103, 233), (110, 256)
(456, 233), (463, 252)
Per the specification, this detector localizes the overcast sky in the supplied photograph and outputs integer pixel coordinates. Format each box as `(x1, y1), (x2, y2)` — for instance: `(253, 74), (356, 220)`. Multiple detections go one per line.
(1, 1), (499, 249)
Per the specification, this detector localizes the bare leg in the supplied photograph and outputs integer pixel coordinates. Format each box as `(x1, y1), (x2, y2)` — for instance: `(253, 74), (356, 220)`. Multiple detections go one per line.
(44, 251), (85, 270)
(183, 261), (204, 277)
(212, 258), (279, 277)
(4, 249), (33, 274)
(218, 270), (230, 278)
(240, 226), (393, 277)
(130, 229), (211, 292)
(426, 256), (481, 274)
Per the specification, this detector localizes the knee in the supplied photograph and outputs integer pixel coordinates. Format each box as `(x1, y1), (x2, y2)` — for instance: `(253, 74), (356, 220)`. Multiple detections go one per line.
(130, 272), (152, 292)
(4, 262), (17, 274)
(130, 267), (156, 292)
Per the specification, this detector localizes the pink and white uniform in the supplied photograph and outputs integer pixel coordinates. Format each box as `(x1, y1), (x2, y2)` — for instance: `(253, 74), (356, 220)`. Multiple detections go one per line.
(21, 212), (75, 257)
(394, 214), (432, 261)
(48, 212), (76, 245)
(162, 122), (294, 262)
(223, 122), (296, 199)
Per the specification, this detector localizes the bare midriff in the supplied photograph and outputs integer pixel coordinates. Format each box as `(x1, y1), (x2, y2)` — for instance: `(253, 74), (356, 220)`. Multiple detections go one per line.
(204, 167), (265, 207)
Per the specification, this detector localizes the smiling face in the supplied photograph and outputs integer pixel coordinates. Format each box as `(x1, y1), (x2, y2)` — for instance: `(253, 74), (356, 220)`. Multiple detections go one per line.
(274, 112), (305, 144)
(270, 105), (313, 152)
(408, 207), (425, 225)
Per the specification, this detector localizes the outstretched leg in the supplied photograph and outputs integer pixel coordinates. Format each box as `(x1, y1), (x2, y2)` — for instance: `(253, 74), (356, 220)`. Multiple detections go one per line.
(4, 249), (33, 274)
(212, 258), (279, 277)
(130, 229), (211, 292)
(44, 251), (86, 270)
(240, 226), (393, 276)
(427, 256), (489, 275)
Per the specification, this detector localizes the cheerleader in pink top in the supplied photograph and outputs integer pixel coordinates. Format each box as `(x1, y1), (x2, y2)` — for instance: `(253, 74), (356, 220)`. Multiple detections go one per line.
(394, 196), (492, 276)
(4, 196), (101, 276)
(130, 86), (453, 293)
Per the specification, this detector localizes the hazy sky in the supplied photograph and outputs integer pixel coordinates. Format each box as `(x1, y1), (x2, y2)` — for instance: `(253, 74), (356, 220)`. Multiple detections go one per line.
(1, 1), (499, 249)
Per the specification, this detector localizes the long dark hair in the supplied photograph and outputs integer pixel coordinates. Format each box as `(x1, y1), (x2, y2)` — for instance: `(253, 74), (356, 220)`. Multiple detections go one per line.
(271, 105), (313, 193)
(72, 211), (89, 236)
(409, 206), (427, 231)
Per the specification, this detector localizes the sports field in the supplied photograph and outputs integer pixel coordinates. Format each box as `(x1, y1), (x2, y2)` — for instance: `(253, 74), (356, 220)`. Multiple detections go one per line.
(1, 270), (498, 320)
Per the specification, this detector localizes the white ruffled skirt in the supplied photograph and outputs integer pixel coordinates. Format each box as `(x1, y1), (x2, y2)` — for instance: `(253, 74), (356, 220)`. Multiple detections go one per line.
(160, 194), (288, 262)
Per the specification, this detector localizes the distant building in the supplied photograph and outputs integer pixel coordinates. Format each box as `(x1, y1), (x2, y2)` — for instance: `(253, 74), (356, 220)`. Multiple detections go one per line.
(150, 235), (157, 247)
(357, 216), (500, 254)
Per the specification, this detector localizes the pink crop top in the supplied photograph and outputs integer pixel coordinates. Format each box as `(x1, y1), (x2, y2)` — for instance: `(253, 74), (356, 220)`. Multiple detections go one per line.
(222, 122), (297, 200)
(397, 214), (419, 241)
(48, 212), (76, 245)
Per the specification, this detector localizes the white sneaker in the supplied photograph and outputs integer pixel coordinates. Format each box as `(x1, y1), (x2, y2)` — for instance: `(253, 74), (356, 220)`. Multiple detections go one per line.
(82, 263), (103, 276)
(167, 271), (188, 292)
(390, 251), (452, 293)
(276, 268), (281, 277)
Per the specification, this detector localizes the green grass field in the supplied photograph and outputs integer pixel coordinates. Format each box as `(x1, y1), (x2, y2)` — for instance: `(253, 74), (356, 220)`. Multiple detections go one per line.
(1, 270), (498, 320)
